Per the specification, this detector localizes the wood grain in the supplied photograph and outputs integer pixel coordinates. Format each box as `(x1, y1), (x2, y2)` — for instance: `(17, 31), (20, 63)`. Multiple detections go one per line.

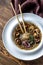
(0, 0), (43, 65)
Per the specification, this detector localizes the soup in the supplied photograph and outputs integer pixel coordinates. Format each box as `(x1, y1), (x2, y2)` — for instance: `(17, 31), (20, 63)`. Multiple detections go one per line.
(12, 22), (41, 50)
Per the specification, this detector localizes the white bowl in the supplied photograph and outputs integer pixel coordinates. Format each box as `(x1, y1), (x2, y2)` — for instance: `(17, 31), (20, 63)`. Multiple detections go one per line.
(2, 13), (43, 60)
(11, 20), (43, 53)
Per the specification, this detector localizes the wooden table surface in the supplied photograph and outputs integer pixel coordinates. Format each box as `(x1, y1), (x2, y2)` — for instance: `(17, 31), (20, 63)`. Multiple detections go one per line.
(0, 0), (43, 65)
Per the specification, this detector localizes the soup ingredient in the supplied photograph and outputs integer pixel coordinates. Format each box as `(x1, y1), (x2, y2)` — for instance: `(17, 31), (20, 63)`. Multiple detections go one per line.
(12, 22), (41, 50)
(15, 38), (21, 45)
(34, 29), (40, 34)
(29, 25), (34, 30)
(21, 32), (30, 40)
(22, 40), (30, 48)
(29, 35), (35, 44)
(15, 32), (20, 37)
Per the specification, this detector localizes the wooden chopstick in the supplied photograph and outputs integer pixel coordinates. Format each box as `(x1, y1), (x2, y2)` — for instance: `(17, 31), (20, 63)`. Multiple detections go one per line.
(10, 2), (24, 33)
(18, 4), (27, 33)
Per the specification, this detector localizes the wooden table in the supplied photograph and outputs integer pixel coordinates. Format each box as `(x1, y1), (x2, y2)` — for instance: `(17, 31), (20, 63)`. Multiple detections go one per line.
(0, 0), (43, 65)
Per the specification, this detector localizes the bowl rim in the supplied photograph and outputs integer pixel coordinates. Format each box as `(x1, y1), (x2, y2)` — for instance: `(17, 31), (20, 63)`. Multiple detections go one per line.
(2, 13), (43, 53)
(8, 13), (43, 53)
(11, 20), (43, 53)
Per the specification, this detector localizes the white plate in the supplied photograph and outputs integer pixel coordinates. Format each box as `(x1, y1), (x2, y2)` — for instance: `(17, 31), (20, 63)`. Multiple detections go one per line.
(2, 13), (43, 61)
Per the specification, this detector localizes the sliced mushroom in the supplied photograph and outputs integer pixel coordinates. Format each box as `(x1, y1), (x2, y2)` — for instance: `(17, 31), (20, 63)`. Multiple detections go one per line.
(34, 29), (40, 34)
(29, 25), (34, 30)
(15, 32), (20, 37)
(33, 33), (37, 37)
(15, 38), (21, 45)
(35, 38), (40, 43)
(29, 25), (34, 33)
